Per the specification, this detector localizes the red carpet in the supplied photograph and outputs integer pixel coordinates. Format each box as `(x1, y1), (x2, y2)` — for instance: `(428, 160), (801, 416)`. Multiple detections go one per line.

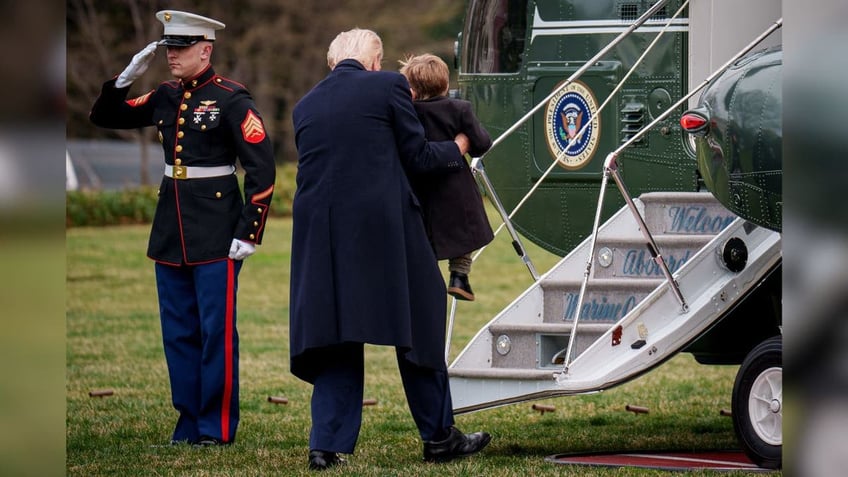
(546, 450), (776, 472)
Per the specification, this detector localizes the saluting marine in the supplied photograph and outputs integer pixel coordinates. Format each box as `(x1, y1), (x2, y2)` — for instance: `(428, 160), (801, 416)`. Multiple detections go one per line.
(90, 10), (276, 446)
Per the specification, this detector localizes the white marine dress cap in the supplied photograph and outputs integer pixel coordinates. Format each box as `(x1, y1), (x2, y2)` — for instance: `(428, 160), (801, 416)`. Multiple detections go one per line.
(156, 10), (225, 47)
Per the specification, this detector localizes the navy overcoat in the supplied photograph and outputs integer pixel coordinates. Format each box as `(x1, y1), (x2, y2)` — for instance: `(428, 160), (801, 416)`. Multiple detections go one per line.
(290, 59), (463, 383)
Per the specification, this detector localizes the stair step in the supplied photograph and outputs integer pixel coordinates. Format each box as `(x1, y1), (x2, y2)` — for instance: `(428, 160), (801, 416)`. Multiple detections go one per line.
(489, 322), (612, 334)
(639, 192), (737, 235)
(487, 322), (613, 370)
(541, 278), (664, 289)
(540, 278), (663, 323)
(449, 367), (556, 380)
(589, 235), (712, 279)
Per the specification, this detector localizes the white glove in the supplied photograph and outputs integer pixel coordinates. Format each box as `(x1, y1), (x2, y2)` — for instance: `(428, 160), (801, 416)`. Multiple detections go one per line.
(115, 41), (159, 88)
(229, 238), (256, 260)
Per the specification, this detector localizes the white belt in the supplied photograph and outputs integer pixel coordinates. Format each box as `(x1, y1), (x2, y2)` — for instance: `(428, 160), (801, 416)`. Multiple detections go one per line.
(164, 164), (235, 179)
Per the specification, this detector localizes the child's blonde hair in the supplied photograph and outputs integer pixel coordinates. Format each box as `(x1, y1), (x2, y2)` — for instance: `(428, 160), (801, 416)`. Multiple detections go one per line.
(398, 53), (449, 100)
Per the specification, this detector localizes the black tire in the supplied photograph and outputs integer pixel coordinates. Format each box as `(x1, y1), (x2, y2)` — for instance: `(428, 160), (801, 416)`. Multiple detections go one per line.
(731, 335), (782, 469)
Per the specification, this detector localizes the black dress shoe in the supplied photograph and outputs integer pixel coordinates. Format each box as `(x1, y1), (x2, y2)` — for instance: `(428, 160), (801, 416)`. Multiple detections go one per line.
(423, 426), (491, 462)
(194, 435), (231, 447)
(308, 449), (346, 470)
(447, 272), (475, 301)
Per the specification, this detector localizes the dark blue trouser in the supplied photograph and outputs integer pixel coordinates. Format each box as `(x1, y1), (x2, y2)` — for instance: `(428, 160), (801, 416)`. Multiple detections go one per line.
(155, 259), (242, 443)
(309, 342), (455, 454)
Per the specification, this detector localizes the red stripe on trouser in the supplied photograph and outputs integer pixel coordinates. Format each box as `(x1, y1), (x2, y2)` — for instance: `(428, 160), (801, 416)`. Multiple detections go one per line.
(221, 259), (235, 441)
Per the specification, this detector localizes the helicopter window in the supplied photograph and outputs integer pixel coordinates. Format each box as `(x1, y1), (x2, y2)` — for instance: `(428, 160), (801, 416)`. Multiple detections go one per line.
(462, 0), (526, 74)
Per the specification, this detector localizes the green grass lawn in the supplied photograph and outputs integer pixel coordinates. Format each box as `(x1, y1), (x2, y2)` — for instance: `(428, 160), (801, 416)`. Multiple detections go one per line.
(66, 216), (777, 476)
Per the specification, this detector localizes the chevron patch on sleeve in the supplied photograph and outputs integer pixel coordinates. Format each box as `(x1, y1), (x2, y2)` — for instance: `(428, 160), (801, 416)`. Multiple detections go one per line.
(125, 91), (153, 107)
(241, 110), (266, 144)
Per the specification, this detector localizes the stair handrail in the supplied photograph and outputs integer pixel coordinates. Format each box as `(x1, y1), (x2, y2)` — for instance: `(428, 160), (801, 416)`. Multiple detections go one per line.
(559, 17), (783, 374)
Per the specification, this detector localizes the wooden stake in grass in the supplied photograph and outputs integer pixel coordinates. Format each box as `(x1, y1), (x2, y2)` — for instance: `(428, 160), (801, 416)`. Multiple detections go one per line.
(626, 404), (649, 414)
(267, 396), (289, 404)
(363, 398), (378, 406)
(89, 389), (114, 397)
(720, 409), (732, 417)
(532, 404), (555, 415)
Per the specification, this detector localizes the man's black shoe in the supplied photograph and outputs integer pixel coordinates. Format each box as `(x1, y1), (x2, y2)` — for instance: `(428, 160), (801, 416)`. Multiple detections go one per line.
(194, 435), (231, 447)
(447, 272), (475, 301)
(423, 426), (491, 462)
(308, 449), (346, 471)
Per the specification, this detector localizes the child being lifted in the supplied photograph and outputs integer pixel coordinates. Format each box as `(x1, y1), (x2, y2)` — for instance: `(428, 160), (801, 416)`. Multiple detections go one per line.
(400, 53), (493, 301)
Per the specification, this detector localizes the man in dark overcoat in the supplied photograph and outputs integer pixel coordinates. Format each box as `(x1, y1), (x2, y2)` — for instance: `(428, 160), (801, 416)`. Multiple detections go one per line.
(290, 28), (492, 470)
(89, 10), (276, 446)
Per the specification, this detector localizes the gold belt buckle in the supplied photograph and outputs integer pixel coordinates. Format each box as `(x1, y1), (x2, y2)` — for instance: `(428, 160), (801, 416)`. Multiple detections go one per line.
(172, 165), (187, 179)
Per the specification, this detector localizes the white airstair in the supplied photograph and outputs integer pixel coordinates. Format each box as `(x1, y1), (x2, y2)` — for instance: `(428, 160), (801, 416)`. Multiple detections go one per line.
(448, 191), (781, 413)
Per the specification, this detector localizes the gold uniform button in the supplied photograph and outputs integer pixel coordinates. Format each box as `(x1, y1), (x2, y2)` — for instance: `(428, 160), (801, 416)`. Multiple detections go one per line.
(191, 80), (198, 87)
(215, 192), (222, 198)
(201, 125), (207, 131)
(256, 208), (262, 213)
(184, 92), (191, 99)
(175, 145), (183, 153)
(158, 119), (163, 125)
(216, 78), (223, 83)
(175, 158), (182, 165)
(180, 104), (188, 111)
(249, 234), (256, 240)
(177, 131), (184, 139)
(179, 117), (186, 125)
(253, 221), (259, 227)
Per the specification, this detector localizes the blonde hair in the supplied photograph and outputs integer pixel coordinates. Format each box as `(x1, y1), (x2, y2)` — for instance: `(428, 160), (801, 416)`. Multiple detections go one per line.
(398, 53), (450, 100)
(327, 28), (383, 70)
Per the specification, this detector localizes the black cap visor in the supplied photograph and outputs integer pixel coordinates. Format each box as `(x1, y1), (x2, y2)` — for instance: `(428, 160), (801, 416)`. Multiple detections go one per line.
(159, 35), (209, 47)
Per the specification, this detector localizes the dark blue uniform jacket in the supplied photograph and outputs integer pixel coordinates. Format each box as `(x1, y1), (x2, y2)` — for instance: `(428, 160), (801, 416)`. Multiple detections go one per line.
(90, 65), (276, 265)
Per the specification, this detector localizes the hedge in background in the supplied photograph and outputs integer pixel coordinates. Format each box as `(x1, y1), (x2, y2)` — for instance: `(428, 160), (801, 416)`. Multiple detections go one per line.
(66, 187), (159, 227)
(67, 164), (296, 227)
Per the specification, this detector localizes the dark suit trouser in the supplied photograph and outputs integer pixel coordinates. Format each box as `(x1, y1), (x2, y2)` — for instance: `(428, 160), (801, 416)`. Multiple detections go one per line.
(309, 342), (455, 454)
(155, 259), (242, 444)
